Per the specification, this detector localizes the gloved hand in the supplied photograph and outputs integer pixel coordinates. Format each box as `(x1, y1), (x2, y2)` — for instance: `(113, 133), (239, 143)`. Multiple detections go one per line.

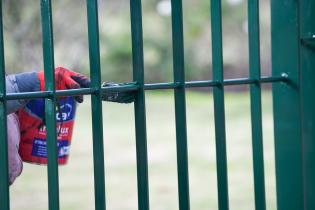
(37, 67), (90, 103)
(37, 67), (135, 104)
(101, 82), (136, 103)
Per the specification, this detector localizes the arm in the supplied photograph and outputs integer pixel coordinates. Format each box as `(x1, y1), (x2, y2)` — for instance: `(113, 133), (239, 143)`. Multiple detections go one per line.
(6, 67), (135, 114)
(6, 68), (89, 114)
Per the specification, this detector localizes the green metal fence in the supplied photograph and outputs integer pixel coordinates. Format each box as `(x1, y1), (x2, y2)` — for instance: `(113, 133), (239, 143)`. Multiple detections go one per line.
(0, 0), (314, 210)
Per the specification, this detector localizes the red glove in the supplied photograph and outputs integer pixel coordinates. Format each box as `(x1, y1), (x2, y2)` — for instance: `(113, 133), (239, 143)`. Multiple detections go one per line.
(37, 67), (90, 103)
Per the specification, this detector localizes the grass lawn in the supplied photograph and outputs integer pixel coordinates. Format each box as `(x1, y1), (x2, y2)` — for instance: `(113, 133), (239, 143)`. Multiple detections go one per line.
(10, 90), (277, 210)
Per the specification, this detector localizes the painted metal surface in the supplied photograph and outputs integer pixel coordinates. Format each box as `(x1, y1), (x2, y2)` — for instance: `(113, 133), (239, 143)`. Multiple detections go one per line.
(0, 76), (286, 101)
(299, 0), (315, 209)
(40, 1), (60, 209)
(0, 0), (9, 209)
(130, 0), (150, 209)
(0, 1), (313, 210)
(171, 0), (190, 209)
(86, 0), (107, 209)
(271, 0), (304, 209)
(210, 0), (229, 209)
(248, 0), (266, 210)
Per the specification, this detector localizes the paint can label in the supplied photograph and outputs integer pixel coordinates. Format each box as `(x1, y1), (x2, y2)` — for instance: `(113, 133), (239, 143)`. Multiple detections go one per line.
(18, 97), (76, 165)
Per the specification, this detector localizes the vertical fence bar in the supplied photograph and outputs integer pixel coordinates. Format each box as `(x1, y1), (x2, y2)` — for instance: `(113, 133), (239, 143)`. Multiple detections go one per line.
(40, 1), (60, 209)
(130, 1), (150, 210)
(170, 0), (190, 210)
(210, 0), (229, 209)
(0, 0), (9, 209)
(247, 1), (266, 210)
(86, 1), (106, 210)
(271, 0), (304, 210)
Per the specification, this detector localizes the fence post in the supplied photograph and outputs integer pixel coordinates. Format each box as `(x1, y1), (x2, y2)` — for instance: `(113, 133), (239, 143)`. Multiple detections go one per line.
(272, 0), (315, 210)
(271, 0), (303, 209)
(299, 0), (315, 209)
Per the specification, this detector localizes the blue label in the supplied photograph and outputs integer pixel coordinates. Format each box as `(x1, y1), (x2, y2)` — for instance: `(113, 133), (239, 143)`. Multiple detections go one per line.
(31, 138), (70, 158)
(26, 97), (76, 122)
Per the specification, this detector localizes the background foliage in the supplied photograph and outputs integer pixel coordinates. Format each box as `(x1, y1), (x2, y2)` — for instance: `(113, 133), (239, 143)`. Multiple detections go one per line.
(3, 0), (271, 83)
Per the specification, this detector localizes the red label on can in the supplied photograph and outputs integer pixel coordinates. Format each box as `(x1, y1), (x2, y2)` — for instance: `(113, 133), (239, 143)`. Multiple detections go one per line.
(18, 97), (76, 165)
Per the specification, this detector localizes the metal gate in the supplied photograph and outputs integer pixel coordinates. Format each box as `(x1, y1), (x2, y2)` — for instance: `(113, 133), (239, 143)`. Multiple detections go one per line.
(0, 0), (314, 210)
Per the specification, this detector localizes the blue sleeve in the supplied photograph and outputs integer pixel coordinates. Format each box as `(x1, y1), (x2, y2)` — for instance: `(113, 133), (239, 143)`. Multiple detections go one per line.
(6, 72), (40, 114)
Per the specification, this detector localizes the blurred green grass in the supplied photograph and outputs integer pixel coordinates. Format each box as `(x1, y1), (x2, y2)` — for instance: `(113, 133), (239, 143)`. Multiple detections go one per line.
(10, 91), (277, 210)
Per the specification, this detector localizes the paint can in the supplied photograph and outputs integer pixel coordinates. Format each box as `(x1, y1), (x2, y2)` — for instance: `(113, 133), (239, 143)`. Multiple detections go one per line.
(18, 97), (76, 165)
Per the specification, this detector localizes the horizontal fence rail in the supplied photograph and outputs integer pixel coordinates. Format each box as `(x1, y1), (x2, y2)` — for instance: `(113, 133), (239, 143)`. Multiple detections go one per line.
(0, 75), (288, 101)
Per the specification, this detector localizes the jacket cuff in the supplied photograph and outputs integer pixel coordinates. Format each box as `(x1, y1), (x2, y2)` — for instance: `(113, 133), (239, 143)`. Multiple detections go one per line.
(6, 72), (40, 114)
(15, 72), (40, 92)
